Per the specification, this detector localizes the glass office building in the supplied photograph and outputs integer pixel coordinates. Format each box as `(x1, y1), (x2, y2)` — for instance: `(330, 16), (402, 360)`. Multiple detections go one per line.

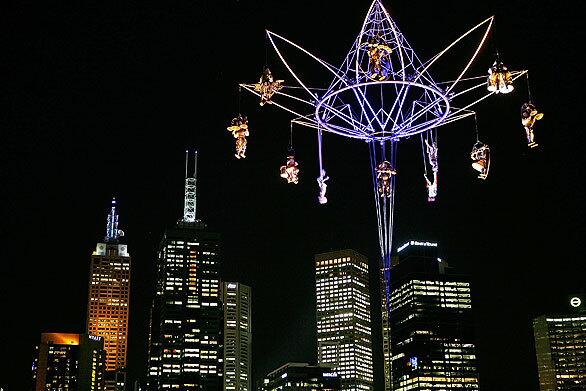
(383, 240), (479, 390)
(533, 295), (586, 390)
(315, 249), (374, 391)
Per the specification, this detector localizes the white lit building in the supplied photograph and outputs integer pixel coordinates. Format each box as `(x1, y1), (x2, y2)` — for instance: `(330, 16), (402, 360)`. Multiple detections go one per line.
(222, 282), (252, 391)
(315, 249), (374, 391)
(533, 295), (586, 390)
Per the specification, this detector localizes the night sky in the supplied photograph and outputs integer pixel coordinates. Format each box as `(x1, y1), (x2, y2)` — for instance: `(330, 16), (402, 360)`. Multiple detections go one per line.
(1, 0), (585, 389)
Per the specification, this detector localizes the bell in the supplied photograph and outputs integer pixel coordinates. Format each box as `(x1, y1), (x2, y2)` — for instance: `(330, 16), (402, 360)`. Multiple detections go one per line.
(472, 159), (485, 172)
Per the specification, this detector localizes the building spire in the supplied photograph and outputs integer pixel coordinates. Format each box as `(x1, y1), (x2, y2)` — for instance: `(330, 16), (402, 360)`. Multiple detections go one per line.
(105, 197), (120, 241)
(183, 150), (197, 223)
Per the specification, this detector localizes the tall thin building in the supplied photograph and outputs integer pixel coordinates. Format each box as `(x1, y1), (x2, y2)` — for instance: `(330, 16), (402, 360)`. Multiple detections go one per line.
(315, 249), (374, 391)
(222, 282), (252, 391)
(32, 333), (105, 391)
(533, 295), (586, 391)
(87, 198), (131, 389)
(384, 240), (479, 391)
(148, 151), (223, 390)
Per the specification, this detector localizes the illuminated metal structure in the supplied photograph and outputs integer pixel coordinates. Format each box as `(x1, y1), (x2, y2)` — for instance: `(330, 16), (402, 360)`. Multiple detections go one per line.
(87, 198), (130, 390)
(384, 241), (479, 391)
(533, 295), (586, 391)
(32, 333), (105, 391)
(236, 0), (530, 371)
(222, 282), (252, 391)
(147, 151), (223, 391)
(315, 250), (374, 391)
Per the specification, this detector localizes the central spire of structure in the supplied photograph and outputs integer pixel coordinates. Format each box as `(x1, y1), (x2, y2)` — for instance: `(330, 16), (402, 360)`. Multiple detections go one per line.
(183, 150), (198, 223)
(105, 197), (120, 242)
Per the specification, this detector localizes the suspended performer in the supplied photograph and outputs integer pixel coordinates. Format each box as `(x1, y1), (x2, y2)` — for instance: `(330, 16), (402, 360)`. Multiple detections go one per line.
(363, 35), (392, 81)
(521, 103), (544, 148)
(425, 139), (439, 172)
(279, 154), (300, 184)
(376, 160), (396, 198)
(254, 67), (284, 106)
(317, 169), (329, 204)
(424, 172), (438, 202)
(227, 115), (250, 159)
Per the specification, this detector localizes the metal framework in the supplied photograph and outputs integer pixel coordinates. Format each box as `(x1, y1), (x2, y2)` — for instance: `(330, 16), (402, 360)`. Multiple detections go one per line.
(238, 0), (528, 328)
(183, 150), (198, 223)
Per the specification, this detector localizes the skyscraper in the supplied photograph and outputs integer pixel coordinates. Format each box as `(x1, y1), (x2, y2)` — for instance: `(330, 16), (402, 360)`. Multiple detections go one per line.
(222, 282), (252, 391)
(87, 198), (131, 390)
(383, 240), (479, 390)
(32, 333), (105, 391)
(260, 363), (341, 391)
(148, 151), (223, 390)
(315, 249), (374, 391)
(533, 295), (586, 390)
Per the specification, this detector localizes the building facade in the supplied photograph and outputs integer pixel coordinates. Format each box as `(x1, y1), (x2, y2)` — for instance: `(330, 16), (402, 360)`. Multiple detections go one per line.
(87, 198), (131, 390)
(260, 363), (340, 391)
(222, 282), (252, 391)
(533, 295), (586, 390)
(384, 240), (479, 390)
(315, 249), (374, 391)
(147, 151), (223, 390)
(32, 333), (105, 391)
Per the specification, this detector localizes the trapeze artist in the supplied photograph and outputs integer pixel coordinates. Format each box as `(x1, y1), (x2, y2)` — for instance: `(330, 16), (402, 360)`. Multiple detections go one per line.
(424, 139), (439, 201)
(254, 67), (284, 106)
(376, 160), (396, 198)
(280, 153), (300, 184)
(227, 114), (250, 159)
(471, 141), (490, 180)
(363, 35), (393, 81)
(317, 169), (329, 204)
(487, 59), (514, 94)
(521, 102), (544, 148)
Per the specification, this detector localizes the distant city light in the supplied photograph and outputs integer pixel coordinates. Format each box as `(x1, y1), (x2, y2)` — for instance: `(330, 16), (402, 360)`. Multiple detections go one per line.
(397, 240), (438, 253)
(570, 297), (582, 308)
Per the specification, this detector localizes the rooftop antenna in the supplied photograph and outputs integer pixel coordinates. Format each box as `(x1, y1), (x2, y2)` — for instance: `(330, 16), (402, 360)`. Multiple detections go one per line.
(183, 150), (197, 223)
(105, 197), (120, 241)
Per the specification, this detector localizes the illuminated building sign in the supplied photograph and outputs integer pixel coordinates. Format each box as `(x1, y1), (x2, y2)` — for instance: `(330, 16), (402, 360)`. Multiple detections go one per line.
(397, 240), (438, 253)
(570, 297), (582, 308)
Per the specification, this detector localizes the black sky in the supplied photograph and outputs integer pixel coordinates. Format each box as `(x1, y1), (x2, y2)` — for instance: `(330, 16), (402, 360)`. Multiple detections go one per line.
(1, 0), (585, 389)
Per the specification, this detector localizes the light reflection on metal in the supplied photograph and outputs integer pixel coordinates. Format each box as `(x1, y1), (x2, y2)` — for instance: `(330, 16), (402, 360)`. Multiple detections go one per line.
(521, 102), (544, 148)
(227, 115), (250, 159)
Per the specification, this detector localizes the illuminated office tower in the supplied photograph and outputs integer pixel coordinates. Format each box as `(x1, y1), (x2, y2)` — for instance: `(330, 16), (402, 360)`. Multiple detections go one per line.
(148, 151), (223, 390)
(260, 363), (341, 391)
(315, 249), (374, 391)
(222, 282), (252, 391)
(87, 198), (131, 390)
(32, 333), (105, 391)
(384, 240), (479, 391)
(533, 295), (586, 391)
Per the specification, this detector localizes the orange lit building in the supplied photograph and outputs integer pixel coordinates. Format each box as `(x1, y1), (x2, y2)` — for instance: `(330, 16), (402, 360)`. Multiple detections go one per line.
(87, 198), (131, 389)
(32, 332), (105, 391)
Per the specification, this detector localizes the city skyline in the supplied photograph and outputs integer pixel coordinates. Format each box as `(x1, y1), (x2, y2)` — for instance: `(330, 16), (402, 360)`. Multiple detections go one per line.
(1, 0), (585, 390)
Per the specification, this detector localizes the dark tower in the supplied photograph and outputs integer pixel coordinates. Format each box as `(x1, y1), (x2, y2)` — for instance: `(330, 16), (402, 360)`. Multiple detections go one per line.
(147, 151), (223, 390)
